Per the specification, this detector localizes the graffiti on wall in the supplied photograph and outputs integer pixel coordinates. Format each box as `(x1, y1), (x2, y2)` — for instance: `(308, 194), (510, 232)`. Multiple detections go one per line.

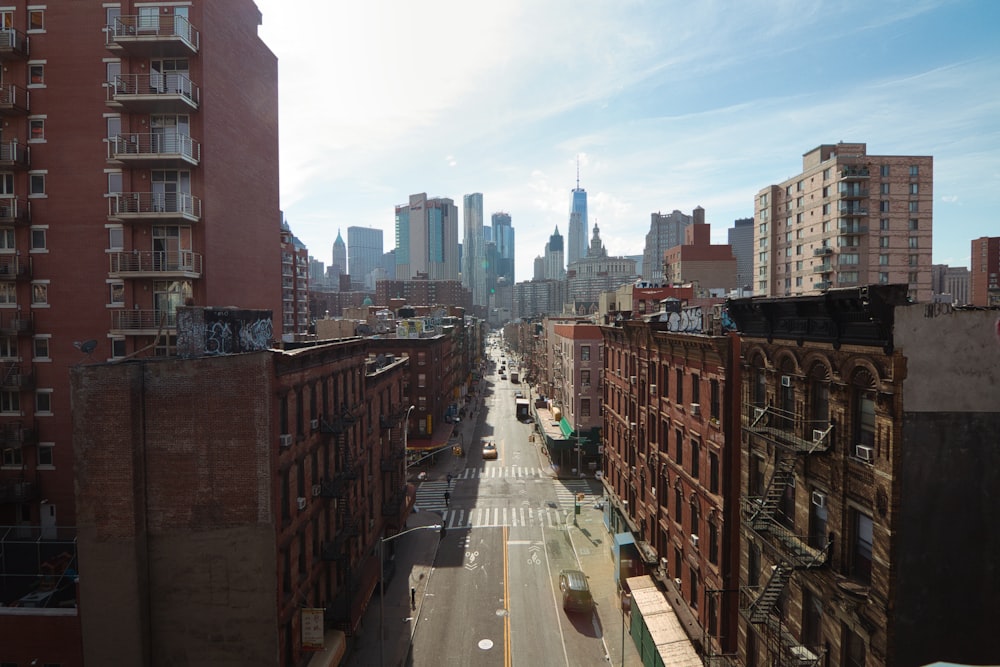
(652, 305), (704, 333)
(202, 309), (273, 355)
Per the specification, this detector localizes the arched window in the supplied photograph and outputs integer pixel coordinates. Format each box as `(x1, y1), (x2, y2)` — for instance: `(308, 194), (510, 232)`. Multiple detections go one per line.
(852, 369), (877, 456)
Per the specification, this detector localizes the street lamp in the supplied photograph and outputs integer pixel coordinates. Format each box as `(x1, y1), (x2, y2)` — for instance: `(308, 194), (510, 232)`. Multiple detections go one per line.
(403, 405), (416, 450)
(378, 523), (443, 667)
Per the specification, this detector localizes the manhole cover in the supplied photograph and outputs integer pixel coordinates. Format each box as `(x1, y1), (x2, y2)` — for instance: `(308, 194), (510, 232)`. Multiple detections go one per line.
(479, 639), (494, 650)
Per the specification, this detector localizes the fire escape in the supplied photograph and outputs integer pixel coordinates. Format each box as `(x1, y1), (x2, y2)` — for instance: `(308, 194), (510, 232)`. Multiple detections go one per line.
(740, 401), (834, 667)
(379, 404), (409, 525)
(318, 406), (362, 633)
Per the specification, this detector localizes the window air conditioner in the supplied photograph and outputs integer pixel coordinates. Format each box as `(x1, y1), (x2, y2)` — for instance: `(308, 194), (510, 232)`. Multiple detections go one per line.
(811, 491), (826, 508)
(781, 375), (792, 387)
(312, 484), (322, 497)
(690, 534), (699, 548)
(310, 418), (320, 431)
(690, 403), (701, 416)
(812, 429), (826, 442)
(279, 434), (293, 448)
(630, 375), (636, 385)
(296, 497), (307, 510)
(650, 384), (657, 395)
(855, 444), (874, 462)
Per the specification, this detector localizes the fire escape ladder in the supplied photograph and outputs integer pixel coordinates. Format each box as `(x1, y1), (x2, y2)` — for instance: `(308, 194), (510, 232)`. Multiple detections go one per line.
(753, 456), (796, 524)
(748, 563), (792, 624)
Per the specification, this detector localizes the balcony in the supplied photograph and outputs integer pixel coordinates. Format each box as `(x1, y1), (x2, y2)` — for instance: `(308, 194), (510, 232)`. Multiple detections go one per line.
(812, 246), (833, 257)
(815, 281), (832, 291)
(0, 363), (33, 391)
(0, 421), (37, 449)
(107, 133), (201, 168)
(741, 498), (830, 568)
(838, 185), (868, 199)
(106, 73), (200, 113)
(0, 28), (29, 60)
(0, 479), (37, 504)
(0, 255), (30, 281)
(0, 198), (29, 226)
(105, 15), (200, 57)
(743, 404), (833, 454)
(0, 141), (29, 170)
(838, 221), (868, 234)
(839, 166), (870, 179)
(0, 84), (29, 115)
(108, 250), (203, 279)
(837, 204), (868, 217)
(108, 192), (202, 223)
(110, 309), (177, 335)
(0, 311), (31, 336)
(812, 263), (832, 274)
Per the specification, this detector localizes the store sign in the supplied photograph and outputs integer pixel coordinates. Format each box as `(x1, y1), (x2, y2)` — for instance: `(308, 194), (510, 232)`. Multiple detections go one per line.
(301, 608), (325, 651)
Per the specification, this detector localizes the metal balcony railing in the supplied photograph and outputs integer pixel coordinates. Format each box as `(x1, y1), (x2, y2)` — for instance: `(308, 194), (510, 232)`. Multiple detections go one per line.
(740, 498), (830, 568)
(0, 141), (28, 169)
(108, 192), (202, 221)
(106, 14), (200, 54)
(743, 404), (833, 454)
(108, 250), (203, 276)
(0, 83), (29, 114)
(0, 27), (29, 58)
(110, 309), (177, 331)
(107, 73), (200, 110)
(108, 132), (201, 165)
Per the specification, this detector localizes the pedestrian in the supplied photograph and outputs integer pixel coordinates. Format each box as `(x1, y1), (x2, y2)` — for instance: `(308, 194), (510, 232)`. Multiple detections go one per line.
(444, 490), (450, 506)
(411, 587), (416, 609)
(446, 473), (453, 487)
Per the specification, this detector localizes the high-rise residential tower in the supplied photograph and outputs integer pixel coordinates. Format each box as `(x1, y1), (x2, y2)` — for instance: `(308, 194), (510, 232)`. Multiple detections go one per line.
(395, 193), (459, 281)
(567, 169), (588, 266)
(727, 217), (754, 294)
(641, 209), (693, 283)
(492, 211), (515, 286)
(754, 143), (933, 301)
(0, 2), (280, 663)
(331, 228), (347, 280)
(348, 226), (384, 291)
(463, 193), (487, 306)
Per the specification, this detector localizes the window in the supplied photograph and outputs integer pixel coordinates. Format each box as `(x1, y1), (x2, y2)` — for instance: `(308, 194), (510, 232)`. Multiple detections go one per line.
(709, 379), (719, 420)
(708, 522), (718, 564)
(0, 283), (14, 304)
(880, 218), (890, 231)
(108, 226), (124, 250)
(909, 165), (919, 177)
(28, 9), (44, 31)
(822, 168), (830, 180)
(908, 218), (919, 231)
(110, 282), (125, 305)
(675, 369), (683, 403)
(0, 228), (13, 250)
(0, 389), (19, 413)
(879, 272), (889, 284)
(796, 244), (802, 255)
(849, 510), (874, 585)
(840, 271), (859, 283)
(880, 165), (890, 177)
(690, 567), (699, 609)
(822, 203), (830, 215)
(29, 172), (46, 196)
(106, 114), (122, 140)
(690, 373), (699, 406)
(908, 201), (919, 212)
(29, 117), (45, 141)
(33, 336), (49, 359)
(35, 389), (52, 413)
(810, 488), (829, 550)
(580, 398), (591, 418)
(879, 236), (890, 248)
(803, 589), (823, 648)
(580, 345), (591, 361)
(908, 237), (919, 249)
(111, 337), (126, 358)
(2, 447), (22, 466)
(30, 228), (46, 250)
(675, 428), (683, 466)
(909, 254), (919, 267)
(778, 474), (795, 529)
(879, 182), (890, 195)
(879, 254), (889, 266)
(29, 63), (44, 85)
(690, 440), (699, 479)
(908, 271), (920, 284)
(674, 486), (682, 523)
(581, 369), (591, 385)
(879, 200), (890, 212)
(856, 388), (875, 448)
(38, 443), (54, 468)
(709, 452), (719, 494)
(31, 281), (47, 305)
(0, 336), (15, 358)
(107, 171), (123, 195)
(840, 253), (859, 265)
(748, 542), (761, 587)
(417, 373), (426, 388)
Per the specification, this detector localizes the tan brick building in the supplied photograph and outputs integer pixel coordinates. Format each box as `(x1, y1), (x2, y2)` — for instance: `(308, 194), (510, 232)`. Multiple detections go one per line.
(754, 143), (932, 302)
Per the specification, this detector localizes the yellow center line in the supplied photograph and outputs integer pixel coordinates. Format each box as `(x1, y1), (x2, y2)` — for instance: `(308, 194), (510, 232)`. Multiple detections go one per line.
(504, 524), (512, 667)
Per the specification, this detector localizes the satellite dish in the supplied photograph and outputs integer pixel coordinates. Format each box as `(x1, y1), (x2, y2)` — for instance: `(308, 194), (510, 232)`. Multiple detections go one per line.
(74, 340), (98, 355)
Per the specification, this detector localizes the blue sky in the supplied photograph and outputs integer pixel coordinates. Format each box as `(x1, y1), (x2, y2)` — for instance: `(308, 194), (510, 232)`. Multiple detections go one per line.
(255, 0), (1000, 282)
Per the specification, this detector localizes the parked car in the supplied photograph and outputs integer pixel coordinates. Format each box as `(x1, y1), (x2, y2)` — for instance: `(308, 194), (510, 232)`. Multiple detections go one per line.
(482, 440), (498, 460)
(558, 569), (593, 613)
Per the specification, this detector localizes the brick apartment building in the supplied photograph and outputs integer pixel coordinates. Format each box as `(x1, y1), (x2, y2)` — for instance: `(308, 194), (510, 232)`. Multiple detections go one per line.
(0, 2), (279, 663)
(969, 236), (1000, 306)
(755, 143), (933, 302)
(662, 208), (738, 295)
(728, 285), (998, 667)
(601, 303), (742, 659)
(72, 333), (410, 667)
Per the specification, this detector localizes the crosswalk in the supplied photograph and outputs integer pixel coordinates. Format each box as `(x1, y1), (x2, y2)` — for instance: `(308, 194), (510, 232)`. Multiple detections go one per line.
(413, 470), (602, 529)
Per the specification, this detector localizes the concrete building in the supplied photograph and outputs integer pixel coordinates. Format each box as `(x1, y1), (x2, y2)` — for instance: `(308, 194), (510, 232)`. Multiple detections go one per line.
(491, 211), (515, 288)
(347, 226), (384, 291)
(0, 3), (280, 663)
(544, 226), (565, 280)
(729, 285), (998, 667)
(728, 217), (754, 295)
(601, 303), (742, 659)
(642, 209), (694, 283)
(280, 220), (310, 339)
(969, 236), (1000, 306)
(663, 214), (738, 296)
(930, 263), (969, 305)
(394, 193), (459, 282)
(72, 332), (411, 667)
(566, 224), (639, 307)
(754, 143), (933, 302)
(512, 278), (568, 320)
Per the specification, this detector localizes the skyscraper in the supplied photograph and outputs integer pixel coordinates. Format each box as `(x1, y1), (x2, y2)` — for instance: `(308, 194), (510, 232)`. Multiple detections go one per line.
(331, 228), (347, 280)
(545, 226), (566, 280)
(567, 169), (588, 266)
(0, 3), (280, 662)
(492, 211), (515, 286)
(348, 226), (384, 290)
(641, 209), (693, 283)
(754, 143), (933, 301)
(463, 193), (487, 306)
(727, 217), (754, 294)
(395, 193), (460, 281)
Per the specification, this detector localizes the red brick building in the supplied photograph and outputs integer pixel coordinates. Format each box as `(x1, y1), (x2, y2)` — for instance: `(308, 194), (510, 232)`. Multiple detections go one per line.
(0, 2), (279, 663)
(601, 305), (742, 658)
(969, 236), (1000, 306)
(72, 337), (410, 666)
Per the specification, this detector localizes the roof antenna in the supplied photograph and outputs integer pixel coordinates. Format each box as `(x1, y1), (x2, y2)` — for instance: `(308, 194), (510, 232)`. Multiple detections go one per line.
(576, 155), (580, 189)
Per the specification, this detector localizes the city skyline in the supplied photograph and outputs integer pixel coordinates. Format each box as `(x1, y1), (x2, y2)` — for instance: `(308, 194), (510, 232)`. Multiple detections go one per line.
(256, 0), (1000, 282)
